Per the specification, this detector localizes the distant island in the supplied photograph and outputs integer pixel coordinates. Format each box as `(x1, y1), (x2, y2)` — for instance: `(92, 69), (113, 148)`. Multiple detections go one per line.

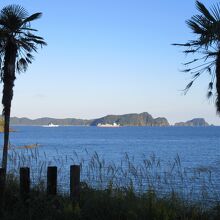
(9, 113), (211, 127)
(90, 112), (169, 126)
(10, 112), (169, 126)
(174, 118), (209, 126)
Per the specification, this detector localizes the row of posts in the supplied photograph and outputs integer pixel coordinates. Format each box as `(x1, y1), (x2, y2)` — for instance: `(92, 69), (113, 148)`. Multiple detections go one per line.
(0, 165), (80, 202)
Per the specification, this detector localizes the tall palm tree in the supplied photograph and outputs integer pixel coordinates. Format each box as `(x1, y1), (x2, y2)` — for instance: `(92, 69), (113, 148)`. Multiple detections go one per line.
(173, 1), (220, 113)
(0, 5), (46, 171)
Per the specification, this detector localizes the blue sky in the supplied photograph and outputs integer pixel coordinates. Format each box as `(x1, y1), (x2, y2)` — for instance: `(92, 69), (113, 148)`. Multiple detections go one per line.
(0, 0), (219, 125)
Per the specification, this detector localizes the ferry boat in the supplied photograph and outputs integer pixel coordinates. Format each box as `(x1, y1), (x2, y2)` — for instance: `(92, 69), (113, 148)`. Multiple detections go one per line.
(43, 122), (59, 127)
(97, 122), (120, 127)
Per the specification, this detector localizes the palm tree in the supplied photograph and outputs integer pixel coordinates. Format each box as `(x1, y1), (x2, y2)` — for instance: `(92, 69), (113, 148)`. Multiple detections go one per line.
(173, 1), (220, 113)
(0, 5), (46, 171)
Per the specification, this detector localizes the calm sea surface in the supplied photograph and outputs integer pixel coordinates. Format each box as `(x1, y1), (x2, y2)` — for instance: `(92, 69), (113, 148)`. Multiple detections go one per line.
(0, 126), (220, 197)
(1, 126), (219, 168)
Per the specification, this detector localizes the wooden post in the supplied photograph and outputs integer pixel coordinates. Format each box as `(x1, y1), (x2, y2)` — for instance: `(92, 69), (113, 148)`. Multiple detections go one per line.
(0, 168), (6, 193)
(47, 166), (57, 195)
(70, 165), (80, 202)
(0, 168), (6, 202)
(20, 167), (30, 200)
(0, 168), (6, 211)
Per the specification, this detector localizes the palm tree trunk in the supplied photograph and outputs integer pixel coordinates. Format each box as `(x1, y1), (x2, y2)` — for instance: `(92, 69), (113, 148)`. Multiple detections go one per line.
(216, 52), (220, 113)
(2, 106), (11, 169)
(1, 39), (17, 171)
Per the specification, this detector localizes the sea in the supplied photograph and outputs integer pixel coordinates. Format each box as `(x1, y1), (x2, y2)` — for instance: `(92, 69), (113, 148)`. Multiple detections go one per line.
(0, 126), (220, 201)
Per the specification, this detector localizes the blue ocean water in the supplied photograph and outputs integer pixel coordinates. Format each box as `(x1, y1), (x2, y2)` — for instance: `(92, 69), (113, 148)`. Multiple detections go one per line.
(1, 126), (219, 169)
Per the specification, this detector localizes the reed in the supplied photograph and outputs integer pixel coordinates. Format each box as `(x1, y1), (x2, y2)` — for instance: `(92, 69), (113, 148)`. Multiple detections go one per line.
(5, 146), (220, 205)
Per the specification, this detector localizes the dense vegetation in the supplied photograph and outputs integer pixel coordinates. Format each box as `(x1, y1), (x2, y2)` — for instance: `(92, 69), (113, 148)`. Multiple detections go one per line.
(0, 175), (220, 220)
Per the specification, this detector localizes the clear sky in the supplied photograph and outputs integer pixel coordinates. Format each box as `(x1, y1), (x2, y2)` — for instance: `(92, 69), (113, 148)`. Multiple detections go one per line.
(0, 0), (219, 125)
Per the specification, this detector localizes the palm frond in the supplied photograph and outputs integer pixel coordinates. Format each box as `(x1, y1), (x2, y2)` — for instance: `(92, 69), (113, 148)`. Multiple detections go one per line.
(25, 57), (32, 64)
(0, 5), (28, 31)
(186, 19), (206, 35)
(196, 1), (215, 22)
(207, 78), (215, 98)
(17, 39), (36, 52)
(22, 12), (42, 24)
(20, 27), (38, 32)
(183, 59), (198, 65)
(192, 72), (201, 79)
(17, 58), (28, 72)
(181, 69), (191, 73)
(184, 81), (194, 94)
(0, 4), (46, 76)
(172, 43), (191, 46)
(25, 32), (44, 40)
(210, 3), (220, 21)
(183, 49), (197, 54)
(26, 53), (34, 60)
(207, 91), (213, 98)
(1, 5), (28, 19)
(208, 82), (213, 90)
(28, 38), (47, 47)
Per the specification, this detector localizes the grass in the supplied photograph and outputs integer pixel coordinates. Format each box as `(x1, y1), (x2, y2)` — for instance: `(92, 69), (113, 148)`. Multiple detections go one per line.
(1, 176), (220, 220)
(0, 147), (219, 219)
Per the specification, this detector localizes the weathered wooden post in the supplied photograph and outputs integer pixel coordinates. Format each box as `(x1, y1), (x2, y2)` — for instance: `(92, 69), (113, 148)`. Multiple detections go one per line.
(0, 168), (6, 211)
(70, 165), (80, 202)
(0, 168), (6, 202)
(47, 166), (57, 195)
(20, 167), (30, 200)
(0, 168), (5, 193)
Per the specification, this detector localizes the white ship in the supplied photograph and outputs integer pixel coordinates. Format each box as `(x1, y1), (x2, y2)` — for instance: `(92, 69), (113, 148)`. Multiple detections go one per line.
(97, 122), (120, 127)
(43, 122), (59, 127)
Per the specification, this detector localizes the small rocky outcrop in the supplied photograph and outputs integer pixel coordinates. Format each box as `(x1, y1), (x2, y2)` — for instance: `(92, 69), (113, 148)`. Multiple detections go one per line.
(174, 118), (209, 126)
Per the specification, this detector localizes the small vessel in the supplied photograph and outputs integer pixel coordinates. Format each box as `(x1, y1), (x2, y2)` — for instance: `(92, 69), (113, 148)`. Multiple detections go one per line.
(97, 122), (120, 127)
(43, 122), (59, 127)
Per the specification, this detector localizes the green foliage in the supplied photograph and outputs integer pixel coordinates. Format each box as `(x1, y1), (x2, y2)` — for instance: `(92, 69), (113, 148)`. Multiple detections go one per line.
(0, 179), (219, 220)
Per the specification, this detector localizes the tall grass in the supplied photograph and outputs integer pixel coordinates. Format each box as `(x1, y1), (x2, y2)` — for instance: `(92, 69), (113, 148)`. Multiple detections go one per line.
(0, 146), (219, 219)
(5, 147), (220, 205)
